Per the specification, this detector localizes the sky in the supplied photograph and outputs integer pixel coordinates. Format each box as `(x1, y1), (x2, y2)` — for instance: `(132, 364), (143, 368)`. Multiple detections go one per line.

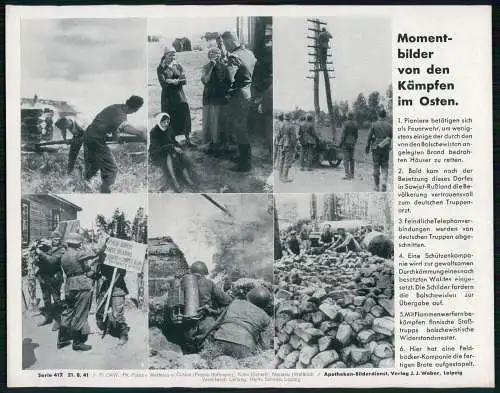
(148, 194), (222, 271)
(274, 17), (391, 111)
(148, 17), (237, 44)
(60, 194), (146, 231)
(21, 18), (147, 127)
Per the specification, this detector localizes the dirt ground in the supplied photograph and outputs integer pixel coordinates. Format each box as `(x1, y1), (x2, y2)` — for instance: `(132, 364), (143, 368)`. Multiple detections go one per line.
(148, 45), (273, 193)
(22, 306), (148, 370)
(21, 126), (147, 194)
(275, 127), (393, 193)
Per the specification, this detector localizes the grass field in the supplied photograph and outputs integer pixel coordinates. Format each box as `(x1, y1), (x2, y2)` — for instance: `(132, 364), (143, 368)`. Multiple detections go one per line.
(148, 44), (273, 193)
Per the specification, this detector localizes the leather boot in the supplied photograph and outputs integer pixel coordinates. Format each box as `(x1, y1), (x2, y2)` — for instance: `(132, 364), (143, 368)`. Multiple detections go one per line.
(57, 327), (71, 349)
(373, 174), (380, 192)
(51, 318), (60, 331)
(230, 144), (251, 172)
(37, 316), (52, 327)
(381, 184), (387, 192)
(72, 332), (92, 351)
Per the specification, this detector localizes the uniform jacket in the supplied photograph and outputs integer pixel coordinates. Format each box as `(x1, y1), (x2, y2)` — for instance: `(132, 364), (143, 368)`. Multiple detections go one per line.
(37, 245), (65, 276)
(276, 122), (298, 148)
(366, 119), (392, 150)
(197, 276), (232, 309)
(227, 47), (257, 98)
(340, 120), (359, 148)
(61, 245), (105, 292)
(213, 299), (271, 349)
(299, 122), (318, 146)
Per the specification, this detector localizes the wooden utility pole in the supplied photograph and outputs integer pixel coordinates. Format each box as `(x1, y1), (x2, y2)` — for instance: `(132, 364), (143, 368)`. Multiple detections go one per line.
(306, 18), (336, 138)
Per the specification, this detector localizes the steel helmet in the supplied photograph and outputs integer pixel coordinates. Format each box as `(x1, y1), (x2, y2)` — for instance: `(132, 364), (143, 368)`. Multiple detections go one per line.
(66, 233), (84, 246)
(190, 261), (209, 276)
(50, 231), (62, 239)
(247, 287), (272, 310)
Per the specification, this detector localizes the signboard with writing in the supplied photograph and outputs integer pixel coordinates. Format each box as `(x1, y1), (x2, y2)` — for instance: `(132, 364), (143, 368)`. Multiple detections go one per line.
(104, 237), (147, 273)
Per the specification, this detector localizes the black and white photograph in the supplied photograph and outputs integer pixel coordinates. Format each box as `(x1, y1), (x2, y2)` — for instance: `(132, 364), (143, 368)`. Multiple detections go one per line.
(273, 193), (394, 369)
(147, 17), (273, 193)
(21, 194), (148, 369)
(148, 194), (274, 369)
(274, 18), (392, 192)
(20, 19), (148, 194)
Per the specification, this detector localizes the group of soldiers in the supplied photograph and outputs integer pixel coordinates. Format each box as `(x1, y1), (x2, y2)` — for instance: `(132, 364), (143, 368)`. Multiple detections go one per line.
(274, 113), (320, 182)
(28, 230), (130, 352)
(54, 95), (146, 193)
(283, 222), (385, 256)
(273, 108), (393, 191)
(162, 261), (273, 359)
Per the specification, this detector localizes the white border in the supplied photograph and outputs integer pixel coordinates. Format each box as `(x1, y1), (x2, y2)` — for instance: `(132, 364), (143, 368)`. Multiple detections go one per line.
(6, 5), (494, 388)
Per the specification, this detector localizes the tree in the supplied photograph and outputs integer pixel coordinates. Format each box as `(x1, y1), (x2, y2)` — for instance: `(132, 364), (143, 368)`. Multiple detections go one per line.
(367, 91), (381, 122)
(386, 84), (393, 117)
(352, 93), (370, 126)
(339, 100), (349, 123)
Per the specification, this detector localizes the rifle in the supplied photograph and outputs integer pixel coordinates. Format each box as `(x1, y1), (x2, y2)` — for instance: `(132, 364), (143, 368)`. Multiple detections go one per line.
(23, 134), (146, 150)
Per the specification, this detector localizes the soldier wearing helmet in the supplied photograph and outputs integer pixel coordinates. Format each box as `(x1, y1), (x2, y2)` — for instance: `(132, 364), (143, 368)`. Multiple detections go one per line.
(34, 230), (66, 330)
(182, 261), (232, 353)
(275, 112), (298, 183)
(365, 109), (392, 192)
(58, 232), (107, 351)
(210, 286), (272, 358)
(298, 114), (319, 171)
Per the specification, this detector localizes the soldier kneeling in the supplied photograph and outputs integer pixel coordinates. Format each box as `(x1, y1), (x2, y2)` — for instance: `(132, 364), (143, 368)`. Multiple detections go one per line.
(208, 287), (273, 359)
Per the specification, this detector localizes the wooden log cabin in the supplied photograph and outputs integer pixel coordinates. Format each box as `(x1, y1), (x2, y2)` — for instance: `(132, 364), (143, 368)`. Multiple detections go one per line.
(21, 194), (81, 248)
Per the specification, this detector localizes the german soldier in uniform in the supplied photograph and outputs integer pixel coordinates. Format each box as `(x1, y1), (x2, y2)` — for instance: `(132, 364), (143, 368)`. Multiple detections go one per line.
(339, 112), (358, 180)
(365, 109), (392, 192)
(221, 31), (257, 172)
(299, 115), (319, 171)
(276, 113), (297, 183)
(96, 260), (130, 345)
(35, 231), (65, 330)
(211, 287), (272, 359)
(83, 95), (145, 193)
(58, 233), (107, 351)
(183, 261), (232, 353)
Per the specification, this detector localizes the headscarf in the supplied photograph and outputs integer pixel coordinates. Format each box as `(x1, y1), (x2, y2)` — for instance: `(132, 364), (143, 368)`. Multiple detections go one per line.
(164, 46), (176, 55)
(208, 46), (221, 59)
(155, 112), (170, 131)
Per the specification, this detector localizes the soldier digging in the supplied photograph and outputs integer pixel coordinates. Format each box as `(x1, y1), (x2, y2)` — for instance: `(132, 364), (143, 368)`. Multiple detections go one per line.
(83, 95), (145, 193)
(365, 109), (392, 192)
(34, 231), (65, 331)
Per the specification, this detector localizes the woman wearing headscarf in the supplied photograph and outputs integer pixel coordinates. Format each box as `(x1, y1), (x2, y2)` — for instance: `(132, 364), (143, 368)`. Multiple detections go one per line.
(157, 47), (194, 147)
(200, 46), (231, 155)
(149, 112), (198, 193)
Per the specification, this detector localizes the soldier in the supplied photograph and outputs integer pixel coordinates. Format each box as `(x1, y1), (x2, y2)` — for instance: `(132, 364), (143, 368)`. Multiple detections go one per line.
(83, 95), (145, 193)
(329, 228), (361, 253)
(286, 231), (301, 256)
(183, 261), (232, 353)
(58, 233), (107, 351)
(365, 109), (392, 192)
(95, 237), (130, 345)
(221, 31), (257, 172)
(55, 117), (86, 175)
(317, 27), (333, 67)
(339, 112), (358, 180)
(273, 113), (284, 168)
(276, 113), (298, 183)
(34, 231), (65, 330)
(298, 115), (319, 171)
(210, 287), (272, 359)
(299, 222), (312, 253)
